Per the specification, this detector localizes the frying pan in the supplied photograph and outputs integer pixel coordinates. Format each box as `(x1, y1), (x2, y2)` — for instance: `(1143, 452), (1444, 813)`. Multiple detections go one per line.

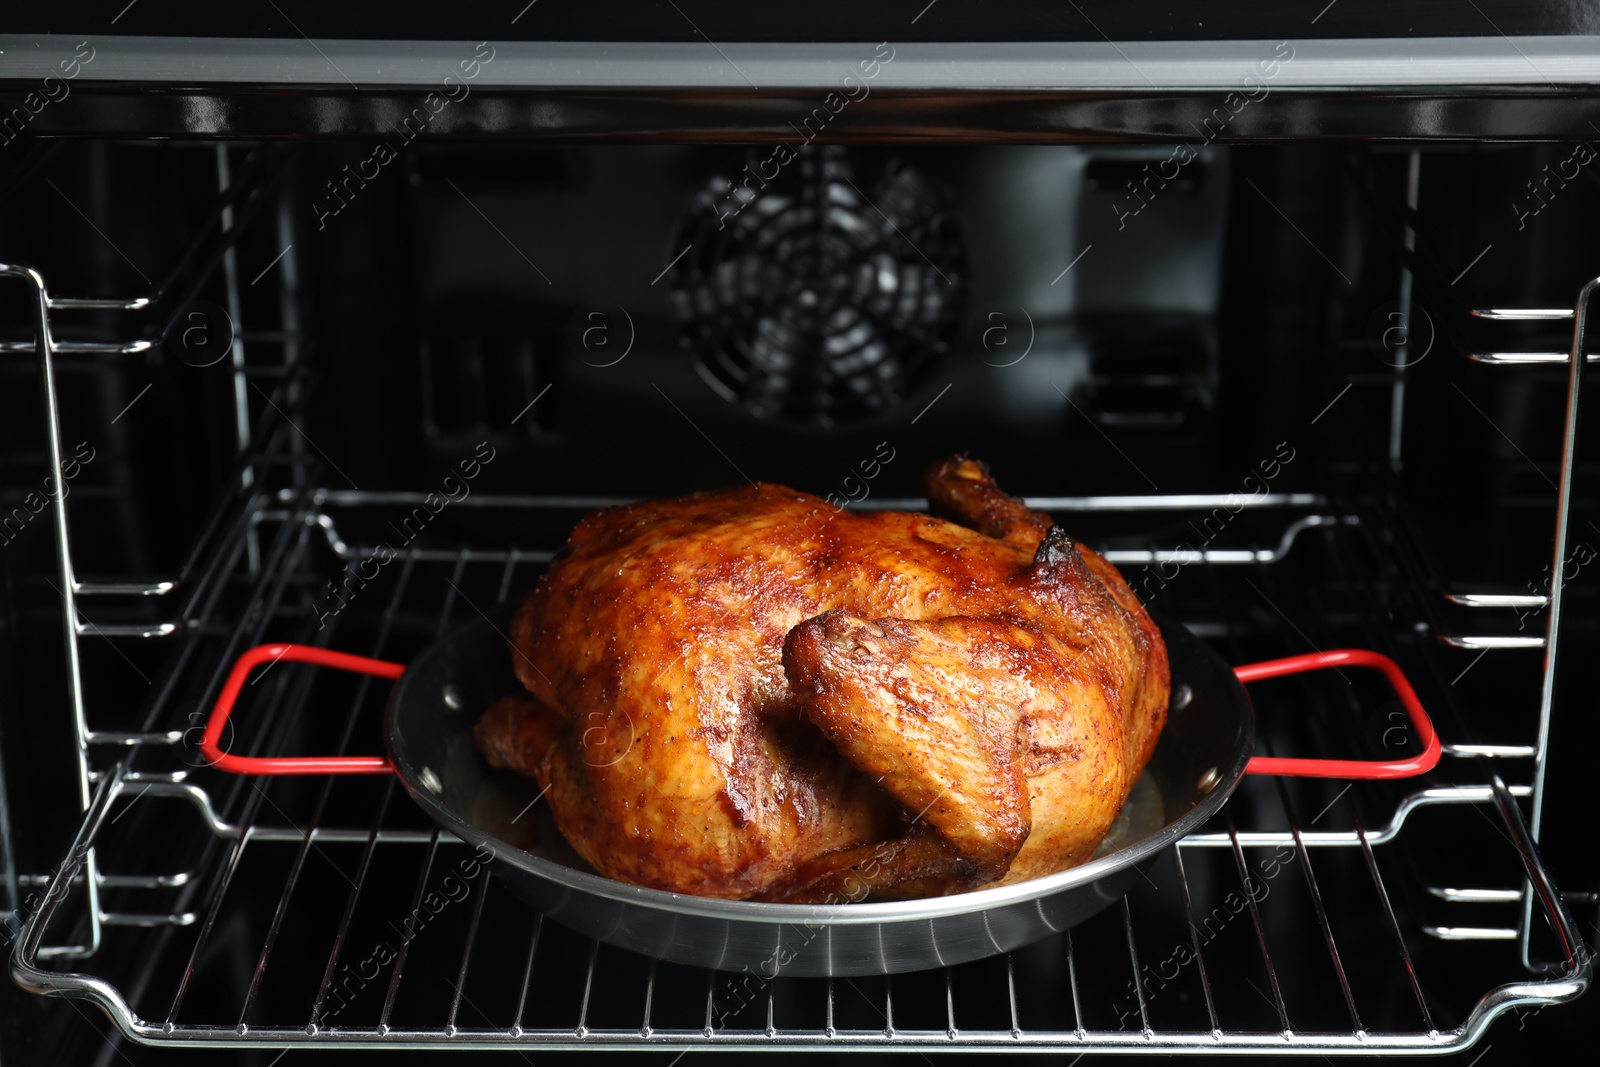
(203, 603), (1439, 977)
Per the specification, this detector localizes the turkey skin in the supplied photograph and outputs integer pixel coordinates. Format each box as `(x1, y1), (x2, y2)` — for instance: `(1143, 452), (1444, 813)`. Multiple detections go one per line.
(474, 457), (1168, 902)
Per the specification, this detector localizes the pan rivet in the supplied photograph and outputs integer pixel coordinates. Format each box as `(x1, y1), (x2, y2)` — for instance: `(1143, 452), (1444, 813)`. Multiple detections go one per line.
(420, 767), (443, 795)
(442, 685), (463, 711)
(1197, 767), (1220, 794)
(1171, 684), (1193, 710)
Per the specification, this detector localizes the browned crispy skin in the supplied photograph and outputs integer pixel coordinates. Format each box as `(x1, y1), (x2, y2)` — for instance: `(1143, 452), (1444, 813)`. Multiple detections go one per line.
(784, 612), (1034, 881)
(922, 454), (1054, 549)
(478, 456), (1168, 901)
(770, 823), (986, 903)
(474, 693), (563, 784)
(925, 455), (1167, 773)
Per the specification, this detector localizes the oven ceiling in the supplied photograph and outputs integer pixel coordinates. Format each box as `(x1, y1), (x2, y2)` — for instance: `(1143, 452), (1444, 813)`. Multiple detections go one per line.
(5, 0), (1600, 41)
(4, 30), (1600, 141)
(4, 34), (1600, 90)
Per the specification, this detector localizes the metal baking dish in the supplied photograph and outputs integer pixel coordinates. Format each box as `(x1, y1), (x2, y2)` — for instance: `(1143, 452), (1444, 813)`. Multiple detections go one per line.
(199, 601), (1438, 977)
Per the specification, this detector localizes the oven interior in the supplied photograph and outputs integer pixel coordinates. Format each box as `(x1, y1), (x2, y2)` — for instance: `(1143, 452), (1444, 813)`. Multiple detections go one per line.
(0, 138), (1595, 1062)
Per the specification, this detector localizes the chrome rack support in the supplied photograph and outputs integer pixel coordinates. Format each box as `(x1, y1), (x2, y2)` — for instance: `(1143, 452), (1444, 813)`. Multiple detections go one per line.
(1522, 276), (1596, 968)
(0, 264), (102, 958)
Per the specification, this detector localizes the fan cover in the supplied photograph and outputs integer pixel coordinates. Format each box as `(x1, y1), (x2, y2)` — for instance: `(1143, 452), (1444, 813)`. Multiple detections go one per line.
(670, 147), (964, 425)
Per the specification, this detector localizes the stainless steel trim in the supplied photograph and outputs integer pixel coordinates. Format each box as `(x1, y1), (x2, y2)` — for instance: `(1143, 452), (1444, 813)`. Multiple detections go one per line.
(1437, 635), (1546, 649)
(0, 340), (152, 355)
(77, 622), (181, 638)
(45, 297), (150, 311)
(73, 581), (177, 597)
(85, 731), (184, 747)
(1426, 926), (1520, 940)
(100, 910), (197, 928)
(1444, 593), (1548, 608)
(1471, 308), (1575, 321)
(18, 870), (191, 890)
(1468, 352), (1600, 365)
(1445, 743), (1538, 758)
(6, 35), (1600, 90)
(1429, 887), (1525, 903)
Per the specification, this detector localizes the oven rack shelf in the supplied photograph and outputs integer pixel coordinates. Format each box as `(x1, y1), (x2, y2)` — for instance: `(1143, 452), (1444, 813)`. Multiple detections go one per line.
(8, 492), (1593, 1054)
(14, 764), (1592, 1054)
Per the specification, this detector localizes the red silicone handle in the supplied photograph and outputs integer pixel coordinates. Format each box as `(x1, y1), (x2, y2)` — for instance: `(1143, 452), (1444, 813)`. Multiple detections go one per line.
(1233, 649), (1441, 779)
(202, 643), (405, 774)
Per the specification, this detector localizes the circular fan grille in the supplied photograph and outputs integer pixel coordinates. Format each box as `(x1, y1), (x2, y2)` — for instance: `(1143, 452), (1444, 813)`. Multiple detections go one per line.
(670, 147), (964, 425)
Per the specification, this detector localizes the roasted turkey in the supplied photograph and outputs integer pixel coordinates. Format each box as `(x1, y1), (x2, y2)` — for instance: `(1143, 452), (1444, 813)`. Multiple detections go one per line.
(474, 456), (1168, 902)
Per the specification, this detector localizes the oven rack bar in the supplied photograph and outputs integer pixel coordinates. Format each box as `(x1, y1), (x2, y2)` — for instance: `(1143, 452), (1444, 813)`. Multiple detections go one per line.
(295, 489), (1332, 511)
(292, 476), (1580, 650)
(1463, 296), (1597, 362)
(1457, 304), (1600, 363)
(300, 505), (1354, 570)
(1445, 593), (1548, 608)
(56, 492), (1362, 643)
(295, 496), (1555, 656)
(1467, 352), (1600, 366)
(100, 764), (1542, 856)
(10, 755), (1588, 1054)
(11, 781), (1551, 952)
(1374, 277), (1596, 962)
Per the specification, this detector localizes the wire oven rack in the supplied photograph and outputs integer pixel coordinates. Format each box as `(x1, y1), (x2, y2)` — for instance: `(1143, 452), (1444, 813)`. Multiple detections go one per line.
(2, 144), (1594, 1054)
(5, 489), (1592, 1054)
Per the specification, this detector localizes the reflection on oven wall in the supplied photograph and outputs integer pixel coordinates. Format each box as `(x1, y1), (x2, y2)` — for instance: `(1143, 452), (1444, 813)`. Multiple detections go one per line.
(381, 143), (1233, 500)
(1076, 146), (1226, 433)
